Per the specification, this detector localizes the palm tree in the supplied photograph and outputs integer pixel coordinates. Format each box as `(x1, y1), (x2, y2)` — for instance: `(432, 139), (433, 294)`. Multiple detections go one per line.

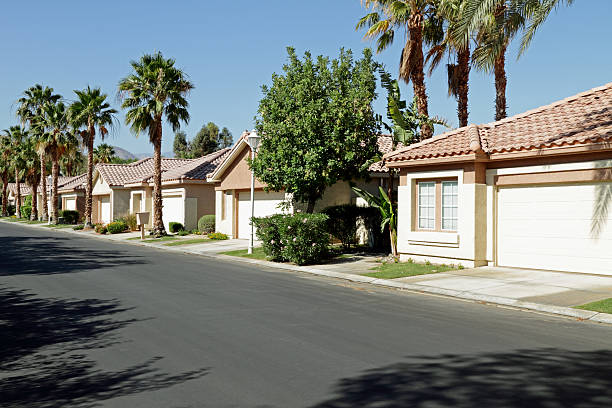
(93, 143), (116, 164)
(118, 52), (194, 236)
(0, 135), (11, 216)
(16, 84), (61, 221)
(357, 0), (442, 138)
(3, 126), (28, 217)
(427, 0), (472, 127)
(453, 0), (525, 121)
(60, 142), (85, 176)
(69, 86), (117, 228)
(33, 102), (78, 223)
(514, 0), (575, 56)
(22, 136), (41, 220)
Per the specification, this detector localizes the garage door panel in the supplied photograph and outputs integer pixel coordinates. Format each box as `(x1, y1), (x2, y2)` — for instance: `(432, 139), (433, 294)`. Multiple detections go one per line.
(498, 183), (612, 274)
(238, 191), (285, 239)
(162, 195), (183, 232)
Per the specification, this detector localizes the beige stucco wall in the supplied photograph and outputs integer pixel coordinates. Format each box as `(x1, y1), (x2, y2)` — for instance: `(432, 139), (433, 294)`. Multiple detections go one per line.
(218, 147), (265, 191)
(183, 183), (216, 222)
(215, 189), (235, 237)
(396, 168), (486, 268)
(92, 175), (112, 195)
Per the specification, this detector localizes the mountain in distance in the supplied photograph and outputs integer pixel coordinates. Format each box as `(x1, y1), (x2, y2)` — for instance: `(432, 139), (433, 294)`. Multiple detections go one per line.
(112, 146), (174, 160)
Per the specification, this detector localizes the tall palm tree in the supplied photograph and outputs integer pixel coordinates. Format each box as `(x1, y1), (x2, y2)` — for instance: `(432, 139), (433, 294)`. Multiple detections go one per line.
(93, 143), (116, 164)
(60, 141), (85, 176)
(118, 52), (194, 236)
(21, 136), (41, 220)
(34, 102), (78, 223)
(357, 0), (442, 138)
(69, 86), (117, 228)
(453, 0), (524, 121)
(16, 84), (61, 221)
(514, 0), (575, 56)
(427, 0), (472, 127)
(3, 126), (28, 217)
(0, 135), (11, 216)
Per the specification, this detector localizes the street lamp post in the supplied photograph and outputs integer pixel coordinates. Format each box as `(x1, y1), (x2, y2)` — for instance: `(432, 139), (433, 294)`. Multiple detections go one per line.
(246, 130), (260, 255)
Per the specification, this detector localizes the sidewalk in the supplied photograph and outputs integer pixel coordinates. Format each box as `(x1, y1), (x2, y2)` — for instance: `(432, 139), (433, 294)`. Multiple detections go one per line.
(4, 219), (612, 324)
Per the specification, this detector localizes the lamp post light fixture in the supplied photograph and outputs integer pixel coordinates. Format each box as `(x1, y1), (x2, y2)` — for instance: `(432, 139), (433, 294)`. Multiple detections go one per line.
(246, 130), (261, 254)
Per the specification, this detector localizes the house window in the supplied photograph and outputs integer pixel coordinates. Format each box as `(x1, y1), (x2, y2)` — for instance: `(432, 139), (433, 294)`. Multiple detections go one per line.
(442, 181), (458, 231)
(417, 182), (435, 229)
(415, 178), (459, 232)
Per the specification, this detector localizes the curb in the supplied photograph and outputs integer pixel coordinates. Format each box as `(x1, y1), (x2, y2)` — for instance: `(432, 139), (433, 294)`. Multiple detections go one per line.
(4, 219), (612, 325)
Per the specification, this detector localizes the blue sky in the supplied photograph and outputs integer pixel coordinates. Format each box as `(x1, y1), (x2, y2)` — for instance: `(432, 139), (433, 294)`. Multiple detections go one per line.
(1, 0), (610, 155)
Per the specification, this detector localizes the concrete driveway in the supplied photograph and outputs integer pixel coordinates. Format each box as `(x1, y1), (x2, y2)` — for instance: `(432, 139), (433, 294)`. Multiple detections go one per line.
(397, 266), (612, 307)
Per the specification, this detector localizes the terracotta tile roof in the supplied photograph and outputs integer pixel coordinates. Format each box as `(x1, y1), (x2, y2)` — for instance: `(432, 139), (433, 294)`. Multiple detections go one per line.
(97, 157), (192, 186)
(159, 148), (231, 182)
(57, 174), (87, 192)
(369, 134), (401, 173)
(7, 183), (32, 196)
(384, 82), (612, 163)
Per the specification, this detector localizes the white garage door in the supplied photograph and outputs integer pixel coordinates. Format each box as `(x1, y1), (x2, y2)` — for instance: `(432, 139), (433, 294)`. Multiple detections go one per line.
(65, 197), (76, 211)
(100, 196), (111, 224)
(162, 195), (184, 232)
(238, 191), (285, 239)
(498, 183), (612, 274)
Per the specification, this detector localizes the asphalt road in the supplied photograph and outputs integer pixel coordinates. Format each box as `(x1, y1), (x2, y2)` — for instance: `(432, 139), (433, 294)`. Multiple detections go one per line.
(1, 222), (612, 408)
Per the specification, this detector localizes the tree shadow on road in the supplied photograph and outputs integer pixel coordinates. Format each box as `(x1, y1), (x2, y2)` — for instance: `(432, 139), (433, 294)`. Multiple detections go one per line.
(0, 235), (147, 276)
(0, 287), (208, 408)
(312, 349), (612, 408)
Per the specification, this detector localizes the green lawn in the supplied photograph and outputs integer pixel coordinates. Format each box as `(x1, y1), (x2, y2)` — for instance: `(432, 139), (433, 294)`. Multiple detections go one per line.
(364, 261), (455, 279)
(221, 247), (268, 260)
(575, 298), (612, 314)
(141, 236), (180, 243)
(24, 220), (46, 224)
(164, 238), (211, 246)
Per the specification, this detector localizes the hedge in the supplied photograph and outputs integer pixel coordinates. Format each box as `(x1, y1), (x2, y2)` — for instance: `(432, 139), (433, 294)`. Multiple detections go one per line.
(169, 222), (184, 233)
(253, 213), (329, 265)
(107, 220), (128, 234)
(59, 210), (80, 224)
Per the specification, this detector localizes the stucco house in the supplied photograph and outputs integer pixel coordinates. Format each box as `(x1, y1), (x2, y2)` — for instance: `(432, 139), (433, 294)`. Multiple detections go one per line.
(7, 183), (30, 208)
(32, 175), (86, 219)
(93, 149), (230, 230)
(383, 82), (612, 275)
(207, 133), (398, 239)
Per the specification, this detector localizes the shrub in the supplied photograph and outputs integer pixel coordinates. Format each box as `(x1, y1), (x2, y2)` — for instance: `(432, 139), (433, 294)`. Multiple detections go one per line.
(6, 205), (16, 216)
(94, 223), (107, 234)
(208, 232), (229, 240)
(169, 222), (184, 233)
(21, 205), (32, 219)
(321, 204), (362, 249)
(253, 213), (329, 265)
(120, 213), (138, 231)
(59, 210), (80, 224)
(198, 214), (216, 234)
(177, 230), (190, 236)
(72, 224), (84, 230)
(107, 220), (128, 234)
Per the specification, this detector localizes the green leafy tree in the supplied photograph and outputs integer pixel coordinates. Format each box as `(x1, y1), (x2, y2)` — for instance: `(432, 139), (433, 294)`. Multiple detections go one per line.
(16, 84), (61, 221)
(357, 0), (443, 138)
(33, 102), (78, 223)
(118, 52), (194, 236)
(218, 127), (233, 148)
(173, 130), (190, 158)
(93, 143), (116, 164)
(69, 86), (117, 227)
(60, 144), (85, 176)
(251, 47), (380, 213)
(191, 122), (220, 157)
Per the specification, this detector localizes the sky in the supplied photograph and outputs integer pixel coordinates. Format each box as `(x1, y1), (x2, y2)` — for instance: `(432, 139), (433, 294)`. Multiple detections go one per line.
(1, 0), (610, 156)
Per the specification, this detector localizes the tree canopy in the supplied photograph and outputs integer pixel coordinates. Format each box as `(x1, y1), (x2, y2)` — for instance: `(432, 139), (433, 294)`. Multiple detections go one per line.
(251, 47), (380, 212)
(173, 122), (233, 158)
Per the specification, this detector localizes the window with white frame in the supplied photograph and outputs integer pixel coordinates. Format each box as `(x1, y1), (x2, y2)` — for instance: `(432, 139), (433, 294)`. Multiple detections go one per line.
(418, 182), (435, 229)
(442, 181), (458, 230)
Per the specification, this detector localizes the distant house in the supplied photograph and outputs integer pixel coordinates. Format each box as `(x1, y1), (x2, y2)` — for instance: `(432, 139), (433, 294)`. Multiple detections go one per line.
(7, 183), (30, 208)
(207, 133), (397, 239)
(92, 149), (230, 230)
(384, 82), (612, 274)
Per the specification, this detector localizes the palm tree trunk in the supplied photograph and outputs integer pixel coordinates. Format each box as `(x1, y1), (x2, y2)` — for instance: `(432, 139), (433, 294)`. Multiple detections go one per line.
(1, 174), (8, 217)
(30, 180), (39, 221)
(152, 121), (166, 236)
(494, 44), (508, 121)
(84, 130), (94, 228)
(15, 169), (21, 218)
(457, 45), (471, 128)
(40, 153), (48, 221)
(51, 157), (59, 223)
